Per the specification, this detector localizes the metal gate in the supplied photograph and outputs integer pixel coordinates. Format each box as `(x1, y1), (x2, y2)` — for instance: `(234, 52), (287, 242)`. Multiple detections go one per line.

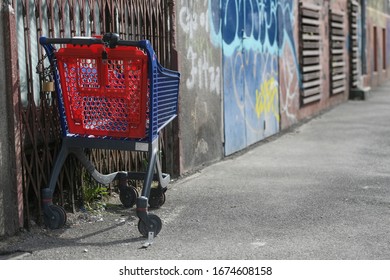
(14, 0), (176, 227)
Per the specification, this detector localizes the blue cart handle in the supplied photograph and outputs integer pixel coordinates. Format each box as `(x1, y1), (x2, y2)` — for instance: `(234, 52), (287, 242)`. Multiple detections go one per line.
(39, 33), (145, 48)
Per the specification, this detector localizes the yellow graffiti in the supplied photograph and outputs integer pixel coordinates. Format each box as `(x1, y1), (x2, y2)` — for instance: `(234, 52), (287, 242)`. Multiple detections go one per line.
(255, 77), (279, 122)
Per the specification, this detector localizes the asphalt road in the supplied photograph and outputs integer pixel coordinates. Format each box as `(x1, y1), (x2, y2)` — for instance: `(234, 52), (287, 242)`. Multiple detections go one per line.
(1, 83), (390, 260)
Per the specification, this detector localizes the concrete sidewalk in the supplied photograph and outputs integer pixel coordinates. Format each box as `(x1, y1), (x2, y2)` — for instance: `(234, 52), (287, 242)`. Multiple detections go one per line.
(1, 82), (390, 260)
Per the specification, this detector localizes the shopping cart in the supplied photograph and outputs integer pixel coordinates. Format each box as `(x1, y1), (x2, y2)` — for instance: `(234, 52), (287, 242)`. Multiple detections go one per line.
(39, 33), (180, 240)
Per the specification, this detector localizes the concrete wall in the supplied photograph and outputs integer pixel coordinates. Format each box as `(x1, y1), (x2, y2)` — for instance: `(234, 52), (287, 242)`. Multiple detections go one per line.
(0, 2), (20, 237)
(177, 0), (223, 173)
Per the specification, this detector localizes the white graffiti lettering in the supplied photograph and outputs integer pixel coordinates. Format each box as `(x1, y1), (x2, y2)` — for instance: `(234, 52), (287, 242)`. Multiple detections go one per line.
(180, 3), (220, 95)
(186, 47), (220, 95)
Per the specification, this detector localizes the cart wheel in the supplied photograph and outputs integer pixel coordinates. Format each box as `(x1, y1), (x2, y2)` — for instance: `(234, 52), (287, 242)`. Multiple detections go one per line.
(138, 214), (162, 237)
(43, 205), (66, 230)
(149, 188), (166, 209)
(57, 205), (67, 225)
(119, 185), (139, 208)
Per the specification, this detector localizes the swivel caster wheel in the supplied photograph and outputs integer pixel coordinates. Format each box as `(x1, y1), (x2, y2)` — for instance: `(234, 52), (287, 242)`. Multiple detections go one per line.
(149, 188), (166, 209)
(119, 185), (139, 208)
(43, 204), (67, 229)
(137, 214), (162, 237)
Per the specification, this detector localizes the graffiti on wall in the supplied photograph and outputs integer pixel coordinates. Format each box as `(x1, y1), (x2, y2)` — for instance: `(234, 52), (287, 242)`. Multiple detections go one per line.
(256, 76), (279, 121)
(209, 0), (299, 154)
(179, 1), (221, 96)
(178, 0), (224, 167)
(210, 0), (296, 54)
(185, 46), (221, 95)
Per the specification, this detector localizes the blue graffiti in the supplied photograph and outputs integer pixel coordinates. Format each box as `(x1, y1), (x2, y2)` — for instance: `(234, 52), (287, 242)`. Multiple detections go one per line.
(209, 0), (300, 155)
(210, 0), (296, 56)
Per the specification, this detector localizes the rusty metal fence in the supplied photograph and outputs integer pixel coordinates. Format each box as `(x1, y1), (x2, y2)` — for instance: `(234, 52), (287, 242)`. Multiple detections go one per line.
(14, 0), (176, 227)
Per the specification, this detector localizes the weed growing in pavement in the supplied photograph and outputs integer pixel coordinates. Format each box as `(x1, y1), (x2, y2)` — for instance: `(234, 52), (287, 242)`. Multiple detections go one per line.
(81, 171), (109, 212)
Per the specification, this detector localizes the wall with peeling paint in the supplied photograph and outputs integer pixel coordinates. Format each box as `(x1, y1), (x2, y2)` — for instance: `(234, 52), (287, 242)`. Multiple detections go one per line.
(177, 0), (224, 172)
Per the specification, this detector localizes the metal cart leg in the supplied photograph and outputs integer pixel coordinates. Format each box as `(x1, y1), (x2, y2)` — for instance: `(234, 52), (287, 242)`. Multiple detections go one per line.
(72, 148), (121, 185)
(136, 138), (163, 241)
(41, 143), (69, 229)
(148, 151), (169, 209)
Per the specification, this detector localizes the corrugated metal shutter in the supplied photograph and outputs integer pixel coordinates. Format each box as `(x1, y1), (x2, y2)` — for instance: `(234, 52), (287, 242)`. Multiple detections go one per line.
(299, 2), (322, 105)
(349, 0), (359, 88)
(329, 10), (346, 95)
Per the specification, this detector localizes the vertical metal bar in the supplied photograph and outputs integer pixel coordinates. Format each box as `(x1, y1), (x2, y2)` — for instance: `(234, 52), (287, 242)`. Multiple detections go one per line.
(147, 0), (151, 41)
(153, 1), (158, 59)
(123, 0), (128, 39)
(80, 0), (85, 36)
(129, 0), (136, 40)
(134, 0), (140, 40)
(70, 0), (76, 36)
(99, 0), (104, 34)
(47, 0), (54, 36)
(88, 0), (94, 35)
(116, 0), (120, 35)
(58, 0), (64, 36)
(138, 0), (143, 40)
(106, 0), (112, 32)
(140, 0), (145, 39)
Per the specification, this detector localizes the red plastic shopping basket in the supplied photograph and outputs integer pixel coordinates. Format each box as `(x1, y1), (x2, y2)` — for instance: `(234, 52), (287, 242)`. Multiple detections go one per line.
(55, 44), (148, 139)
